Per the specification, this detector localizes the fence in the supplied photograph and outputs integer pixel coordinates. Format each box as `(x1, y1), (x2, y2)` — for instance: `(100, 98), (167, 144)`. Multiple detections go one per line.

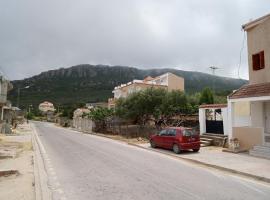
(72, 114), (199, 139)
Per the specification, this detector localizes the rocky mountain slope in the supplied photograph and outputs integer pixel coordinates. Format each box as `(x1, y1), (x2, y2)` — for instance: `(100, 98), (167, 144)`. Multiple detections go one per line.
(9, 64), (248, 108)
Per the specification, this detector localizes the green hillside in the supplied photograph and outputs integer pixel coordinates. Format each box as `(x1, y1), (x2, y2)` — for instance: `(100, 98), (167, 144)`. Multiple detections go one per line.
(8, 64), (247, 109)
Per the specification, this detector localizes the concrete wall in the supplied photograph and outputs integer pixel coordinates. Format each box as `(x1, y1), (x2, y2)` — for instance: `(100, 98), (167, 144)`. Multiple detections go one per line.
(233, 102), (251, 127)
(221, 108), (229, 135)
(250, 101), (264, 127)
(199, 109), (206, 134)
(167, 73), (185, 92)
(247, 17), (270, 84)
(232, 127), (263, 150)
(0, 78), (10, 104)
(73, 118), (94, 133)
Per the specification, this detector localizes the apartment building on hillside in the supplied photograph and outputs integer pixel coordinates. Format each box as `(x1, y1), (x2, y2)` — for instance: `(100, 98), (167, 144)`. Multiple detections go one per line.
(108, 72), (184, 108)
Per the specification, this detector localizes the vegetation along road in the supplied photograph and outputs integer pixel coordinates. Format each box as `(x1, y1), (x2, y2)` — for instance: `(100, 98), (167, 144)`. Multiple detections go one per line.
(33, 121), (270, 200)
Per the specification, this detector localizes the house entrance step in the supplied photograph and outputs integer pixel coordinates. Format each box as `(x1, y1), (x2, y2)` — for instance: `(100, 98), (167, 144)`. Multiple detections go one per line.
(201, 133), (228, 147)
(200, 137), (214, 147)
(202, 133), (227, 138)
(249, 145), (270, 159)
(200, 138), (213, 142)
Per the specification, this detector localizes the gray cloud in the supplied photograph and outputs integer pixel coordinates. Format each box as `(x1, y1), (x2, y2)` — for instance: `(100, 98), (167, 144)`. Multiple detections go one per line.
(0, 0), (269, 80)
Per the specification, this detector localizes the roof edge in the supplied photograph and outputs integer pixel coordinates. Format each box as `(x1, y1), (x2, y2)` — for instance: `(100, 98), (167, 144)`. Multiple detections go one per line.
(242, 13), (270, 31)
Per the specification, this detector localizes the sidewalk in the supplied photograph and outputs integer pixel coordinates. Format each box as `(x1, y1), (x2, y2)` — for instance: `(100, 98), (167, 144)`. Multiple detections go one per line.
(0, 123), (35, 200)
(135, 143), (270, 183)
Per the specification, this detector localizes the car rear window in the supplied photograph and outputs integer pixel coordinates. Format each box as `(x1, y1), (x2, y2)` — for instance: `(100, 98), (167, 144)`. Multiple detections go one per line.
(183, 129), (197, 136)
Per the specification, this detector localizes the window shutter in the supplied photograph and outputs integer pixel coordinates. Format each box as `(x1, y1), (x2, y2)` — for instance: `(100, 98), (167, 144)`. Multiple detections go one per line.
(252, 54), (260, 70)
(260, 51), (265, 69)
(252, 54), (257, 70)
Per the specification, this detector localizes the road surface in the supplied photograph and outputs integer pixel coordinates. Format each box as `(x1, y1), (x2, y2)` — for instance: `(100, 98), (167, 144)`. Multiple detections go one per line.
(33, 121), (270, 200)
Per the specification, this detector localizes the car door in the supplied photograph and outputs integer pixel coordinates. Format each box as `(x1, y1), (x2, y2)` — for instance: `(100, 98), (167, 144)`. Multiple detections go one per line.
(155, 129), (167, 147)
(162, 129), (176, 149)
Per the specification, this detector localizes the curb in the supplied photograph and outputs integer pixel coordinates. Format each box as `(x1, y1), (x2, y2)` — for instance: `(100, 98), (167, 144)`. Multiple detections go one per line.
(128, 143), (270, 184)
(31, 123), (52, 200)
(31, 122), (68, 200)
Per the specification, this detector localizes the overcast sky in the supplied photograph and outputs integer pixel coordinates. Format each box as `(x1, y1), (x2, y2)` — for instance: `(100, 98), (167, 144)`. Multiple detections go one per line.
(0, 0), (269, 80)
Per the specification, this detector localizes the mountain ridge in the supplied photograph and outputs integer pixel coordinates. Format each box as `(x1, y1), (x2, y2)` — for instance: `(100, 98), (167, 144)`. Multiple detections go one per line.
(8, 64), (248, 108)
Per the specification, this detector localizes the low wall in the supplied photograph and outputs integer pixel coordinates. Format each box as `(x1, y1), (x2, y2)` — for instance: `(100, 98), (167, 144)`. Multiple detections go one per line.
(106, 124), (158, 139)
(73, 118), (94, 133)
(232, 126), (263, 150)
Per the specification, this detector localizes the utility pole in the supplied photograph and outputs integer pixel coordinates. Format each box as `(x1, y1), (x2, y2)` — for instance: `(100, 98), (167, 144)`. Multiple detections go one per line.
(16, 88), (20, 108)
(209, 66), (219, 93)
(16, 85), (30, 108)
(209, 66), (219, 75)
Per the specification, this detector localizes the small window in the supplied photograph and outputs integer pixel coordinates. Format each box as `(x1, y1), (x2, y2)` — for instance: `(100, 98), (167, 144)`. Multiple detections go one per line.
(183, 129), (197, 136)
(167, 129), (177, 136)
(159, 130), (167, 136)
(252, 51), (265, 71)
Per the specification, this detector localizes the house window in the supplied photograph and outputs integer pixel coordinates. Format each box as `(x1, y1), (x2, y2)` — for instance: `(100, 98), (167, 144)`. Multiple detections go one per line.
(252, 51), (265, 71)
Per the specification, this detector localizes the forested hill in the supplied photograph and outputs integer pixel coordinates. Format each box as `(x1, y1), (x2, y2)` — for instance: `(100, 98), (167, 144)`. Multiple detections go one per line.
(9, 64), (247, 108)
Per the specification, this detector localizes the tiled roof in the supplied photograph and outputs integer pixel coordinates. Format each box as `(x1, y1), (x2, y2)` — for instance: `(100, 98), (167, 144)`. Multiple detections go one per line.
(199, 104), (227, 109)
(229, 82), (270, 99)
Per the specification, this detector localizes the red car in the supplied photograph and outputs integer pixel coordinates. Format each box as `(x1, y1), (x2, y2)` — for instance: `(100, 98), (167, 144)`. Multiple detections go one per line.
(150, 127), (200, 154)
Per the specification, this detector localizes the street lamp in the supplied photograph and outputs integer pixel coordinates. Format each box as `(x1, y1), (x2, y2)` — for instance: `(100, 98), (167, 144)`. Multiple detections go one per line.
(16, 85), (30, 108)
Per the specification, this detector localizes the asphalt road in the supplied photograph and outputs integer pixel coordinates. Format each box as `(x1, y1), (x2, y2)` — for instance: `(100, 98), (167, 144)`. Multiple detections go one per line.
(33, 121), (270, 200)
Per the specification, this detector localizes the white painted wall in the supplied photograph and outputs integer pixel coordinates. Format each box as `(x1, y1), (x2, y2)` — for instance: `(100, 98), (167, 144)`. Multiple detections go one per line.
(233, 101), (251, 127)
(199, 109), (206, 134)
(227, 101), (234, 139)
(221, 108), (229, 136)
(250, 101), (264, 127)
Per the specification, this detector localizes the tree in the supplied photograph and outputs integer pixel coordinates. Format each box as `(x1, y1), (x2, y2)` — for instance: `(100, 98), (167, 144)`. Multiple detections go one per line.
(26, 112), (34, 120)
(199, 88), (214, 105)
(88, 107), (114, 122)
(115, 88), (197, 127)
(88, 107), (114, 131)
(115, 88), (167, 125)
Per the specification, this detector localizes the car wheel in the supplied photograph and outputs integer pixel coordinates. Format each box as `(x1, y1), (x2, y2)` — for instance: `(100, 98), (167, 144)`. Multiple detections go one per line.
(193, 149), (200, 152)
(173, 144), (180, 154)
(150, 140), (156, 148)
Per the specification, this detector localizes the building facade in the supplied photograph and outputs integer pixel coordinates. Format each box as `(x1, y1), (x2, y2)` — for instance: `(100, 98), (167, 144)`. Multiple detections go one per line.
(108, 72), (184, 108)
(228, 13), (270, 151)
(0, 76), (13, 121)
(39, 101), (55, 113)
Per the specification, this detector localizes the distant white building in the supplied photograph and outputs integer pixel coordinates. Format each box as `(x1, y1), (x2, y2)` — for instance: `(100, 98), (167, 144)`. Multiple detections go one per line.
(38, 101), (55, 113)
(73, 108), (90, 119)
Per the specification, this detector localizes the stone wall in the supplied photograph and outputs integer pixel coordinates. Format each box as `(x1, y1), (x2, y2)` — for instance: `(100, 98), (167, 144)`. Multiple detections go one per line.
(73, 118), (94, 133)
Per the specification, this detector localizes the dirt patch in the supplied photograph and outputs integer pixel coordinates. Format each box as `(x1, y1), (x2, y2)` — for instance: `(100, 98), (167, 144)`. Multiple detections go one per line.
(0, 123), (35, 200)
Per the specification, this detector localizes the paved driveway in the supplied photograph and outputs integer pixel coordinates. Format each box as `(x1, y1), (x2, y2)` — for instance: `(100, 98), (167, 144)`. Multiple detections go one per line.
(33, 121), (270, 200)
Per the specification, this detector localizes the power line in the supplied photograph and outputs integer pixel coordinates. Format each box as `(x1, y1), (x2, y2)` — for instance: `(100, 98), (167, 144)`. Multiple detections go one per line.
(237, 30), (246, 79)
